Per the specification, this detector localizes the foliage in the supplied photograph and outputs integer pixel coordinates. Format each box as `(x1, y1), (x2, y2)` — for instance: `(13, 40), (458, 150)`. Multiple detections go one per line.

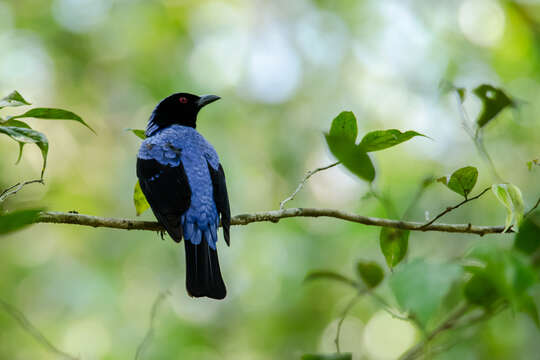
(473, 85), (516, 128)
(437, 166), (478, 199)
(356, 261), (384, 289)
(0, 209), (42, 235)
(1, 2), (540, 357)
(0, 91), (91, 178)
(380, 228), (409, 268)
(389, 259), (462, 327)
(491, 183), (525, 232)
(134, 180), (150, 216)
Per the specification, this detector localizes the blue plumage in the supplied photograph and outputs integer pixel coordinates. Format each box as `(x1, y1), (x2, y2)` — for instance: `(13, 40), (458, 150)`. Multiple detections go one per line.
(138, 124), (221, 249)
(136, 92), (230, 300)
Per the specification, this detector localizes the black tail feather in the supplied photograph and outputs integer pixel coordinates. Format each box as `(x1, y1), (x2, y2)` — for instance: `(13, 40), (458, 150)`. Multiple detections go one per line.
(184, 236), (226, 300)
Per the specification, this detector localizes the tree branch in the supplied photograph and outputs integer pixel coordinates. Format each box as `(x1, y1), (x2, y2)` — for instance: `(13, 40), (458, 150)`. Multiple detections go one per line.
(525, 196), (540, 219)
(421, 187), (491, 229)
(335, 293), (363, 353)
(399, 304), (471, 360)
(36, 209), (509, 236)
(279, 161), (340, 209)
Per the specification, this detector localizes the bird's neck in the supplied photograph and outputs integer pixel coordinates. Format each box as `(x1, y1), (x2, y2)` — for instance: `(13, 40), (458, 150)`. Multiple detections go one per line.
(145, 113), (196, 137)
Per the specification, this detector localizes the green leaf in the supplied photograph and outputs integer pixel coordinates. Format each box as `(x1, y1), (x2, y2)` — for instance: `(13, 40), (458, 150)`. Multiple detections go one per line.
(134, 181), (150, 216)
(0, 126), (48, 178)
(473, 84), (515, 128)
(466, 245), (536, 310)
(0, 90), (31, 108)
(11, 108), (94, 133)
(389, 259), (463, 326)
(0, 120), (32, 164)
(438, 166), (478, 198)
(304, 271), (357, 288)
(358, 129), (427, 152)
(519, 295), (540, 329)
(301, 353), (352, 360)
(492, 183), (524, 232)
(464, 273), (500, 307)
(380, 228), (409, 268)
(1, 119), (32, 129)
(329, 111), (357, 143)
(126, 128), (146, 140)
(356, 261), (384, 288)
(0, 209), (41, 235)
(514, 212), (540, 255)
(325, 134), (375, 182)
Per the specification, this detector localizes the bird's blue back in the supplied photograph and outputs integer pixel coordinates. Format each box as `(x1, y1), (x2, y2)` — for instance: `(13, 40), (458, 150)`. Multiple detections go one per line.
(138, 124), (221, 249)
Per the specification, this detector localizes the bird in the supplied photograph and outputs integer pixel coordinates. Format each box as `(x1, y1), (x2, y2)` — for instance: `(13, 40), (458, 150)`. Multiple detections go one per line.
(136, 93), (230, 300)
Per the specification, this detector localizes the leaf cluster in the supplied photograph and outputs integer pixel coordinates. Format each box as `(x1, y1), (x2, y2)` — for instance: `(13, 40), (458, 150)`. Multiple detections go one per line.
(0, 91), (92, 178)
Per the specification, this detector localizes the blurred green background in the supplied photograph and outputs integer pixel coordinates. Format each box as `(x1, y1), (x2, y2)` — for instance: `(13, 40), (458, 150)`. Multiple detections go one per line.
(1, 0), (540, 359)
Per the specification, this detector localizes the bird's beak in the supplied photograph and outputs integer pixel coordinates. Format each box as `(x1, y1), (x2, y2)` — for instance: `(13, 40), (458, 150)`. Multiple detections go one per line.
(197, 95), (220, 109)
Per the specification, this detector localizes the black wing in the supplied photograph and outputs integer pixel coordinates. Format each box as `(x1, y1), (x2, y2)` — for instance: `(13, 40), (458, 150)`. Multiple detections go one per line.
(208, 161), (231, 246)
(137, 158), (191, 242)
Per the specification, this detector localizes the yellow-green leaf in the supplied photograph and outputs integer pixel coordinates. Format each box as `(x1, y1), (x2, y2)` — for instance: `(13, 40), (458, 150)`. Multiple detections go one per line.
(134, 180), (150, 216)
(492, 183), (524, 232)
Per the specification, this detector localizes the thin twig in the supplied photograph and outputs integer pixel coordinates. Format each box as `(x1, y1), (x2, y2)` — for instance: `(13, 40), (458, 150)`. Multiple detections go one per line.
(0, 179), (44, 203)
(0, 299), (78, 360)
(35, 209), (510, 236)
(524, 196), (540, 219)
(369, 185), (399, 220)
(453, 303), (507, 332)
(134, 290), (171, 360)
(453, 89), (503, 182)
(420, 187), (491, 230)
(369, 292), (411, 321)
(279, 161), (340, 209)
(335, 293), (363, 353)
(399, 304), (471, 360)
(402, 176), (435, 220)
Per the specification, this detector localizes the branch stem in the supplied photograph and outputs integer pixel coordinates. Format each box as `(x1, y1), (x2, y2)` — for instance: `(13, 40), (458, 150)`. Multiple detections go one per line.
(0, 179), (44, 203)
(335, 293), (362, 353)
(399, 305), (471, 360)
(36, 209), (509, 236)
(279, 161), (340, 209)
(421, 187), (491, 230)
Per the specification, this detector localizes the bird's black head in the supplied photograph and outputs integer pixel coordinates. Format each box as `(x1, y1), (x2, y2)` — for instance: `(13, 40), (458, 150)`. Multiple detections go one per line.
(145, 92), (220, 136)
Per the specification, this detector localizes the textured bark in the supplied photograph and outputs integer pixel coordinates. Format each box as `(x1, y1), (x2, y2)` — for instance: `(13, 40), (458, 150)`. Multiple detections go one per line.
(36, 209), (509, 236)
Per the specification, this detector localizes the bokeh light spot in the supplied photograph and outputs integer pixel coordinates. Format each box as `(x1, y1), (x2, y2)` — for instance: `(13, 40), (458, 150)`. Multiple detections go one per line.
(362, 310), (418, 359)
(52, 0), (111, 33)
(459, 0), (505, 47)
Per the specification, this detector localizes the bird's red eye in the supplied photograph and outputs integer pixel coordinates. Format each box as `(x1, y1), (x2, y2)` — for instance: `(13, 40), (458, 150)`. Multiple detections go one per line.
(179, 97), (188, 104)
